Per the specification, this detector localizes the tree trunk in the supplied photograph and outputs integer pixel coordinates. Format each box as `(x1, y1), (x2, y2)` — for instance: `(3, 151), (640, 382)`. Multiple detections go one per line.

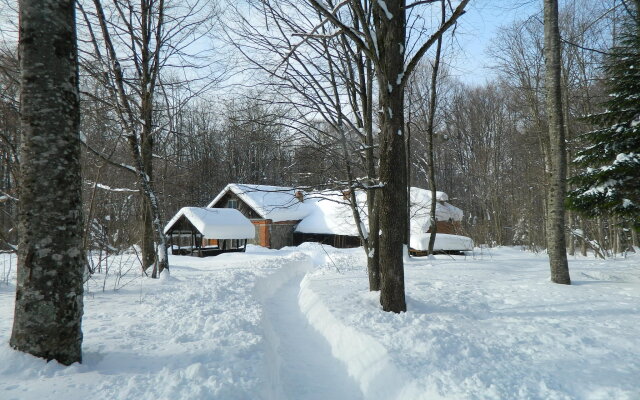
(367, 192), (380, 291)
(11, 0), (84, 365)
(140, 0), (158, 272)
(90, 0), (169, 278)
(568, 211), (575, 256)
(580, 218), (587, 256)
(612, 216), (620, 255)
(427, 2), (445, 255)
(140, 97), (156, 271)
(543, 0), (570, 284)
(376, 0), (407, 313)
(597, 217), (606, 257)
(362, 57), (380, 291)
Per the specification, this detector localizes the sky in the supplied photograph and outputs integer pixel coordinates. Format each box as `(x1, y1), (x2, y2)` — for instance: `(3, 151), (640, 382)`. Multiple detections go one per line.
(445, 0), (541, 86)
(0, 0), (548, 90)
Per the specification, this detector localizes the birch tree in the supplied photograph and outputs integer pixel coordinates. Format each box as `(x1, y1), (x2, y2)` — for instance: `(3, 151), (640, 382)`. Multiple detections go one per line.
(10, 0), (85, 365)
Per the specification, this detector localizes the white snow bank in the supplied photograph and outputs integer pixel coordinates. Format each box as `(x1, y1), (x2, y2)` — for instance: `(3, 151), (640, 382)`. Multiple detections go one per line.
(3, 247), (639, 400)
(164, 207), (255, 239)
(299, 275), (413, 400)
(410, 233), (474, 251)
(296, 246), (640, 400)
(0, 251), (307, 400)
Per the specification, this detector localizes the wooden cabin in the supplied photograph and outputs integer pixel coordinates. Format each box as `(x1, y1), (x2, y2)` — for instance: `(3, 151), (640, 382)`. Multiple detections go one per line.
(207, 184), (311, 249)
(205, 183), (469, 252)
(164, 207), (255, 257)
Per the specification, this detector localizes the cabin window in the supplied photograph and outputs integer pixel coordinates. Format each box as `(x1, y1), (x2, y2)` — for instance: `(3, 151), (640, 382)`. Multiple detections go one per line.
(227, 199), (238, 209)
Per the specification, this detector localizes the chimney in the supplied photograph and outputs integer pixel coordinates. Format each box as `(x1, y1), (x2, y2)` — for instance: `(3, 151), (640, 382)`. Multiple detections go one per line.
(295, 190), (304, 203)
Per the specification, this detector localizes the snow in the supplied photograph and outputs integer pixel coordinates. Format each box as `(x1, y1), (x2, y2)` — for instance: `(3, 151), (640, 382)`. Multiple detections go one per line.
(207, 185), (463, 249)
(295, 191), (361, 237)
(207, 184), (313, 223)
(296, 187), (462, 243)
(2, 246), (639, 400)
(377, 0), (393, 20)
(410, 232), (474, 251)
(164, 207), (255, 239)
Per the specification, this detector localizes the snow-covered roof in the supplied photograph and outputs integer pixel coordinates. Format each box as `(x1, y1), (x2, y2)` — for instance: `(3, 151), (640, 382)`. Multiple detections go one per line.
(164, 207), (255, 239)
(207, 184), (313, 222)
(410, 187), (462, 222)
(410, 233), (474, 252)
(205, 184), (463, 239)
(296, 187), (462, 237)
(295, 191), (362, 236)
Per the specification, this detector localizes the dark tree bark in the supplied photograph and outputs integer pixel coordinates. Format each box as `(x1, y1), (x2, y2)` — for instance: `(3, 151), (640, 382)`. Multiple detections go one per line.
(89, 0), (169, 277)
(140, 0), (160, 272)
(376, 0), (408, 313)
(543, 0), (571, 284)
(427, 1), (445, 255)
(10, 0), (84, 365)
(292, 0), (468, 312)
(140, 126), (155, 271)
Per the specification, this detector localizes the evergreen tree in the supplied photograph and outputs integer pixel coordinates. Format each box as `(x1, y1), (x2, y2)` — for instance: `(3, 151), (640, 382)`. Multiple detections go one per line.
(568, 1), (640, 231)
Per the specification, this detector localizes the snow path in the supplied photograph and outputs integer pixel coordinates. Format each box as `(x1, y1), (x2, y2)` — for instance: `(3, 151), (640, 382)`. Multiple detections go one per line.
(2, 246), (639, 399)
(263, 274), (363, 400)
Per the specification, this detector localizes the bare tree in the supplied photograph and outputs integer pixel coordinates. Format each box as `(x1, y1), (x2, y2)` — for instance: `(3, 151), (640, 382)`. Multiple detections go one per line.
(300, 0), (469, 312)
(543, 0), (571, 284)
(10, 0), (85, 365)
(77, 0), (219, 276)
(425, 1), (446, 255)
(225, 0), (381, 289)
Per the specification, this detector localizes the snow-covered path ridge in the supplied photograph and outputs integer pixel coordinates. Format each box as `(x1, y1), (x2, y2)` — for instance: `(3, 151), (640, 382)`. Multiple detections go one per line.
(299, 274), (412, 400)
(261, 271), (363, 400)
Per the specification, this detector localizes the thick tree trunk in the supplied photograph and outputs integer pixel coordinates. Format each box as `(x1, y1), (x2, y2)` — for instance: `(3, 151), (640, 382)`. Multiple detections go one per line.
(376, 0), (407, 313)
(11, 0), (84, 365)
(543, 0), (571, 284)
(140, 0), (157, 272)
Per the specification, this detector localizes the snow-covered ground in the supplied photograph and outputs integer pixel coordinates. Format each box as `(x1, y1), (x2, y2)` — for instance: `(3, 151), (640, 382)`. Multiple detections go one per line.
(1, 244), (639, 399)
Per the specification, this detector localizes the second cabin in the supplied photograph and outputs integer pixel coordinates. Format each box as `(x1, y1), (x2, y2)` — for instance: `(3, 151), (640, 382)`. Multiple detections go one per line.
(164, 207), (255, 257)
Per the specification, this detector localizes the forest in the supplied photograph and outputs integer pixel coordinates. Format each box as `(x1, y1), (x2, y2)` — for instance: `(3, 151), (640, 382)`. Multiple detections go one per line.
(1, 0), (636, 261)
(0, 0), (639, 376)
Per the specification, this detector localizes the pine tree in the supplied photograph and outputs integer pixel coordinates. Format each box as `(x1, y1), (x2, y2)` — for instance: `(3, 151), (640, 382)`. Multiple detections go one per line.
(568, 1), (640, 231)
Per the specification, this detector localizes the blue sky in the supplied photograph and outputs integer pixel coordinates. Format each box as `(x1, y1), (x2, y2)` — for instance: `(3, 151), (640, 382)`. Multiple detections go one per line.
(446, 0), (541, 85)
